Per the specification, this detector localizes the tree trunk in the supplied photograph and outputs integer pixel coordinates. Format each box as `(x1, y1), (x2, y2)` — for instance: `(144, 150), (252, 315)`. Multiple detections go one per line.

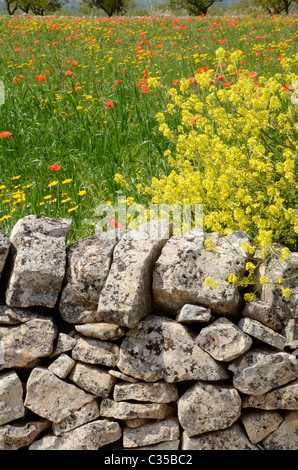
(6, 1), (18, 14)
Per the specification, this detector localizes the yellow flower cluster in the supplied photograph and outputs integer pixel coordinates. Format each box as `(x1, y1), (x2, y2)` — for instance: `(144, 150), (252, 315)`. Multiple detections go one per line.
(146, 50), (298, 253)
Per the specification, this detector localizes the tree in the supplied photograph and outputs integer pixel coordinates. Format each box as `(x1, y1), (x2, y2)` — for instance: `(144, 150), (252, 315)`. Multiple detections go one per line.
(4, 0), (18, 14)
(28, 0), (66, 15)
(4, 0), (66, 14)
(80, 0), (134, 17)
(168, 0), (221, 15)
(255, 0), (297, 14)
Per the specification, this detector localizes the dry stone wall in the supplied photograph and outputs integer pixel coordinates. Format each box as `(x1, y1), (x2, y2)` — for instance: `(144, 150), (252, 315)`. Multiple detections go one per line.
(0, 215), (297, 451)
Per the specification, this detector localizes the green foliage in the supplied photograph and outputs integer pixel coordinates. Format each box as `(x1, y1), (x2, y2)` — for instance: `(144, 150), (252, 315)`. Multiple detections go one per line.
(3, 0), (66, 14)
(80, 0), (135, 16)
(255, 0), (297, 13)
(167, 0), (221, 15)
(3, 0), (17, 14)
(209, 0), (264, 16)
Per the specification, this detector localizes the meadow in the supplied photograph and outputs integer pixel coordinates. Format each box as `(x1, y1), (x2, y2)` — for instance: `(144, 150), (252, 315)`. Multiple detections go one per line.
(0, 13), (297, 251)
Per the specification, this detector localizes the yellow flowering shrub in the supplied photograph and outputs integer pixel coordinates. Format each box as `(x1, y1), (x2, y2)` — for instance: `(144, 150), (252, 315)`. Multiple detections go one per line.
(145, 50), (298, 254)
(143, 49), (298, 300)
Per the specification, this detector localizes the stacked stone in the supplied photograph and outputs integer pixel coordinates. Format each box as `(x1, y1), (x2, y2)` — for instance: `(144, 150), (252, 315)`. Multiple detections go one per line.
(0, 216), (297, 450)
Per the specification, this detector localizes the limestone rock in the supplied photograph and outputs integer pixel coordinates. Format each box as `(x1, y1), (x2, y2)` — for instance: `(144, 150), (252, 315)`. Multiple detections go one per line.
(123, 418), (151, 428)
(59, 232), (122, 324)
(69, 362), (116, 397)
(71, 335), (119, 367)
(75, 323), (125, 340)
(29, 419), (122, 450)
(52, 400), (101, 436)
(240, 410), (283, 444)
(48, 353), (76, 379)
(177, 304), (214, 323)
(0, 318), (57, 370)
(133, 440), (180, 450)
(5, 215), (71, 308)
(256, 251), (298, 321)
(242, 379), (298, 410)
(100, 398), (174, 420)
(229, 349), (298, 396)
(282, 319), (298, 349)
(262, 411), (298, 450)
(108, 370), (139, 383)
(50, 332), (77, 358)
(153, 230), (253, 315)
(113, 381), (179, 403)
(0, 304), (44, 325)
(180, 424), (259, 450)
(123, 417), (180, 448)
(0, 371), (25, 426)
(0, 229), (10, 277)
(196, 317), (252, 362)
(0, 420), (51, 450)
(117, 315), (228, 383)
(177, 381), (241, 437)
(24, 367), (95, 423)
(241, 300), (282, 331)
(97, 220), (172, 328)
(238, 317), (286, 350)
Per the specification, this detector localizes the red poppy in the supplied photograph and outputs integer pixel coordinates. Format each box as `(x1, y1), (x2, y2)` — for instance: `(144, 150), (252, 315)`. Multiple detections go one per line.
(115, 40), (121, 44)
(0, 131), (13, 138)
(249, 71), (258, 78)
(14, 47), (20, 52)
(104, 100), (114, 108)
(224, 82), (232, 88)
(49, 163), (61, 171)
(109, 219), (124, 228)
(35, 75), (46, 82)
(71, 61), (78, 66)
(65, 70), (74, 76)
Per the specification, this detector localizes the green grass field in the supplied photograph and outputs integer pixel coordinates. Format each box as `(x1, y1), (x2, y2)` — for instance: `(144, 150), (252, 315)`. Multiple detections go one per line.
(0, 13), (297, 244)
